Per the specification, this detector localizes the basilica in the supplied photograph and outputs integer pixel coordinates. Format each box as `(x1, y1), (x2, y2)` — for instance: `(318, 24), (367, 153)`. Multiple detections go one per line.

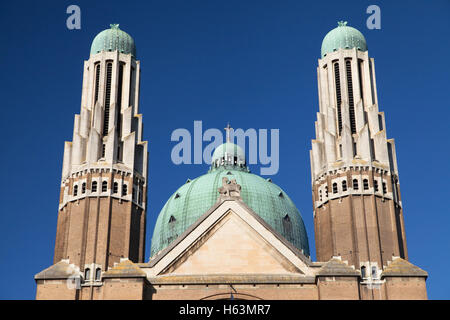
(35, 22), (428, 300)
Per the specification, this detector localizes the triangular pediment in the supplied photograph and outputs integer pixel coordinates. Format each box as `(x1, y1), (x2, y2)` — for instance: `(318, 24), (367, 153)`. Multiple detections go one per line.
(147, 199), (312, 277)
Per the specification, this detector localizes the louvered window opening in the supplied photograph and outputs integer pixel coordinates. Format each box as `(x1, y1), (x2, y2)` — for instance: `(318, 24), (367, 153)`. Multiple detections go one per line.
(334, 63), (342, 135)
(94, 64), (100, 103)
(116, 63), (124, 161)
(346, 60), (356, 134)
(103, 62), (113, 136)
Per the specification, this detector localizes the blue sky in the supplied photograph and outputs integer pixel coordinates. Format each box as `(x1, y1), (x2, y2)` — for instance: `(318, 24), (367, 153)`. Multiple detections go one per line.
(0, 0), (449, 299)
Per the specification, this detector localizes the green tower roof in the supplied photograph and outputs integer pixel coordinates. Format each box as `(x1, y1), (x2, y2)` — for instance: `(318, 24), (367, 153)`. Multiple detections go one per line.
(150, 142), (310, 257)
(321, 21), (367, 58)
(90, 24), (136, 57)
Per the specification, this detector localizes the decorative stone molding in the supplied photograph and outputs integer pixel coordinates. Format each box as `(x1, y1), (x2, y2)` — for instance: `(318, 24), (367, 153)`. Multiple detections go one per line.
(218, 177), (242, 200)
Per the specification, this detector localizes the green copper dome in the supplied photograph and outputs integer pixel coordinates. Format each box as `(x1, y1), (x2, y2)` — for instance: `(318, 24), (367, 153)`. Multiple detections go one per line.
(90, 24), (136, 57)
(150, 142), (310, 257)
(321, 21), (367, 58)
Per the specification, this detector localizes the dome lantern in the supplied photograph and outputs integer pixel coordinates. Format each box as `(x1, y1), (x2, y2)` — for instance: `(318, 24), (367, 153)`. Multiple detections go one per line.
(210, 124), (248, 172)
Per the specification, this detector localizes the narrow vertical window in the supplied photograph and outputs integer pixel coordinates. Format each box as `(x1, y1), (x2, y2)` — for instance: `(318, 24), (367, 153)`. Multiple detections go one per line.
(374, 180), (379, 192)
(382, 181), (387, 194)
(113, 182), (118, 194)
(372, 266), (377, 278)
(363, 179), (369, 190)
(358, 59), (364, 101)
(334, 62), (342, 135)
(82, 182), (86, 194)
(116, 63), (124, 161)
(325, 186), (328, 198)
(101, 143), (106, 158)
(369, 60), (375, 105)
(361, 266), (367, 278)
(346, 59), (356, 134)
(319, 189), (322, 202)
(92, 181), (97, 193)
(102, 181), (108, 192)
(378, 114), (384, 131)
(370, 139), (376, 160)
(332, 182), (338, 194)
(84, 268), (90, 281)
(103, 61), (113, 136)
(94, 63), (101, 104)
(342, 180), (347, 192)
(129, 66), (135, 107)
(122, 184), (127, 196)
(73, 185), (78, 196)
(95, 268), (101, 281)
(138, 187), (142, 204)
(353, 179), (359, 190)
(282, 214), (293, 241)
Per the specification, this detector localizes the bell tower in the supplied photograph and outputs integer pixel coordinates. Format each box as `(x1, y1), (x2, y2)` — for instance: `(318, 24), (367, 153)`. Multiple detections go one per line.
(310, 22), (408, 280)
(52, 24), (148, 281)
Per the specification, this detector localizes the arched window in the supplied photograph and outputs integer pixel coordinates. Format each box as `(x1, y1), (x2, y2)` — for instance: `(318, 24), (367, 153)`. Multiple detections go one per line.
(342, 180), (347, 192)
(92, 181), (97, 193)
(374, 180), (379, 192)
(84, 268), (90, 281)
(319, 189), (322, 202)
(122, 184), (127, 196)
(361, 266), (367, 278)
(113, 182), (118, 194)
(95, 268), (101, 281)
(363, 179), (369, 190)
(81, 182), (86, 194)
(102, 181), (108, 192)
(382, 182), (387, 194)
(73, 185), (78, 196)
(353, 179), (359, 190)
(325, 186), (328, 197)
(332, 182), (338, 194)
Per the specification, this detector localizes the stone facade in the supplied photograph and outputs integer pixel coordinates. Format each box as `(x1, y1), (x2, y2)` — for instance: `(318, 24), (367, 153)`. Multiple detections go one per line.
(310, 48), (408, 273)
(36, 179), (427, 300)
(35, 24), (428, 300)
(46, 48), (148, 280)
